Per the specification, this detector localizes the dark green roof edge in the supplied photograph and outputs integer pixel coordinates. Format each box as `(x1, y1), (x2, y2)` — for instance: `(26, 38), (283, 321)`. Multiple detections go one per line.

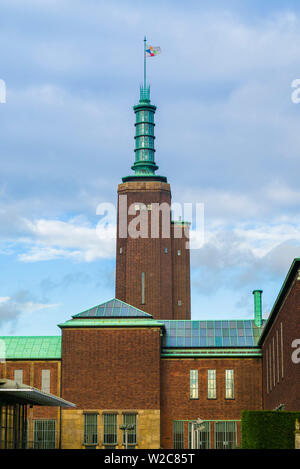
(58, 318), (165, 329)
(161, 347), (262, 358)
(258, 258), (300, 346)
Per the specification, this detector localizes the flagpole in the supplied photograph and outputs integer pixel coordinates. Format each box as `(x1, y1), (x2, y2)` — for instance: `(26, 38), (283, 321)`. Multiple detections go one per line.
(144, 36), (146, 89)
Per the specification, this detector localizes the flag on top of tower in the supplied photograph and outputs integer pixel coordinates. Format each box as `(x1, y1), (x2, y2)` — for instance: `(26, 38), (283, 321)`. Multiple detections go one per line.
(145, 45), (161, 57)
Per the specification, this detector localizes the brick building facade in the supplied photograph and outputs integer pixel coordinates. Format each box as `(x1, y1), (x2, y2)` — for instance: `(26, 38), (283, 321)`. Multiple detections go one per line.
(1, 85), (299, 449)
(259, 259), (300, 412)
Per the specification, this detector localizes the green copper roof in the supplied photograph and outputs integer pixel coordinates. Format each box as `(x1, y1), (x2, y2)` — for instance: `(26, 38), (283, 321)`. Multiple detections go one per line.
(0, 336), (61, 359)
(71, 298), (153, 319)
(122, 85), (167, 183)
(58, 318), (165, 329)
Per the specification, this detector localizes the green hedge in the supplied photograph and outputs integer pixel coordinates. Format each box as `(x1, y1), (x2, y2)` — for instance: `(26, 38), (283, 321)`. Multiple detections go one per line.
(241, 410), (300, 449)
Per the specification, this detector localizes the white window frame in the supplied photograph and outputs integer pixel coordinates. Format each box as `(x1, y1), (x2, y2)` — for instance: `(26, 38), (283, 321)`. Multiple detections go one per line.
(190, 370), (198, 399)
(14, 369), (23, 385)
(207, 370), (216, 399)
(225, 370), (234, 399)
(41, 369), (51, 394)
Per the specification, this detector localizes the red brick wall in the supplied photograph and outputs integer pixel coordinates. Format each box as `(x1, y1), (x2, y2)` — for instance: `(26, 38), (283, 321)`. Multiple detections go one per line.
(4, 361), (32, 385)
(171, 224), (191, 320)
(160, 357), (262, 448)
(262, 273), (300, 411)
(3, 360), (60, 393)
(116, 181), (173, 319)
(61, 327), (161, 409)
(116, 181), (190, 320)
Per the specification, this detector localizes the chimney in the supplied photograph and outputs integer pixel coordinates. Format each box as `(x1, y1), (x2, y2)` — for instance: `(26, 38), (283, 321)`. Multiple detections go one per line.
(252, 290), (263, 327)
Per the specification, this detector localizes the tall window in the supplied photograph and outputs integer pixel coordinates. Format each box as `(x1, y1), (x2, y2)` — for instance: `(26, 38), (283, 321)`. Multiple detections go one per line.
(225, 370), (234, 399)
(122, 413), (137, 447)
(173, 421), (184, 449)
(33, 420), (56, 449)
(103, 413), (117, 447)
(14, 370), (23, 385)
(84, 413), (98, 446)
(214, 422), (237, 449)
(41, 370), (50, 393)
(207, 370), (216, 399)
(190, 370), (198, 399)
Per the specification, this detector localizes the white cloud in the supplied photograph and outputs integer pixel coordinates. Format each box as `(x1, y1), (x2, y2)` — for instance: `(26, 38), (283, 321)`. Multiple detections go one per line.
(18, 217), (116, 262)
(191, 217), (300, 298)
(0, 297), (10, 303)
(0, 291), (59, 326)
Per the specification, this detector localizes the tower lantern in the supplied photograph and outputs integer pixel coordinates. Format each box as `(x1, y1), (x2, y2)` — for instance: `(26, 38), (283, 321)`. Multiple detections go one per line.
(122, 85), (167, 183)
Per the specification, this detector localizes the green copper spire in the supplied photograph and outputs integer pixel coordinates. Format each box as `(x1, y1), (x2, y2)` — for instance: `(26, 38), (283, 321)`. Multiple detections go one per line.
(122, 38), (167, 183)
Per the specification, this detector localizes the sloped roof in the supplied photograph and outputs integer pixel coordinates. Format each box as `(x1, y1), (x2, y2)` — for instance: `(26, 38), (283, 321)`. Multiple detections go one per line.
(258, 258), (300, 345)
(0, 336), (61, 359)
(71, 298), (153, 319)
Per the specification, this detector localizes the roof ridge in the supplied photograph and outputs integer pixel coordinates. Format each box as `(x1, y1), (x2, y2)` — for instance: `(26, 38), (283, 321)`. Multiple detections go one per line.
(71, 298), (153, 319)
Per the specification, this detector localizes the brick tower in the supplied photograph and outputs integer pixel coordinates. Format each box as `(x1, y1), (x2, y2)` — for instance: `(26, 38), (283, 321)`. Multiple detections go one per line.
(115, 84), (190, 320)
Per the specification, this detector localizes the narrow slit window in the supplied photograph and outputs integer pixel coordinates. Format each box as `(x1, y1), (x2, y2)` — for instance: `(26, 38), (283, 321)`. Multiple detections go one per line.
(141, 272), (145, 304)
(14, 370), (23, 385)
(41, 370), (51, 394)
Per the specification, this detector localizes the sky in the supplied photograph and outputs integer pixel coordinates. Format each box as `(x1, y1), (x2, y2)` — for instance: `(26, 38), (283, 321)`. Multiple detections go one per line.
(1, 0), (300, 335)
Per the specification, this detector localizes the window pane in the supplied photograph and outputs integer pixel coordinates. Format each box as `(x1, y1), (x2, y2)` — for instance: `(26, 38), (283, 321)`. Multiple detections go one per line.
(207, 370), (216, 398)
(14, 370), (23, 385)
(225, 370), (234, 399)
(41, 370), (50, 393)
(84, 414), (98, 445)
(188, 421), (210, 449)
(173, 421), (184, 449)
(103, 414), (117, 445)
(33, 420), (56, 449)
(215, 421), (237, 449)
(123, 414), (137, 446)
(190, 370), (198, 399)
